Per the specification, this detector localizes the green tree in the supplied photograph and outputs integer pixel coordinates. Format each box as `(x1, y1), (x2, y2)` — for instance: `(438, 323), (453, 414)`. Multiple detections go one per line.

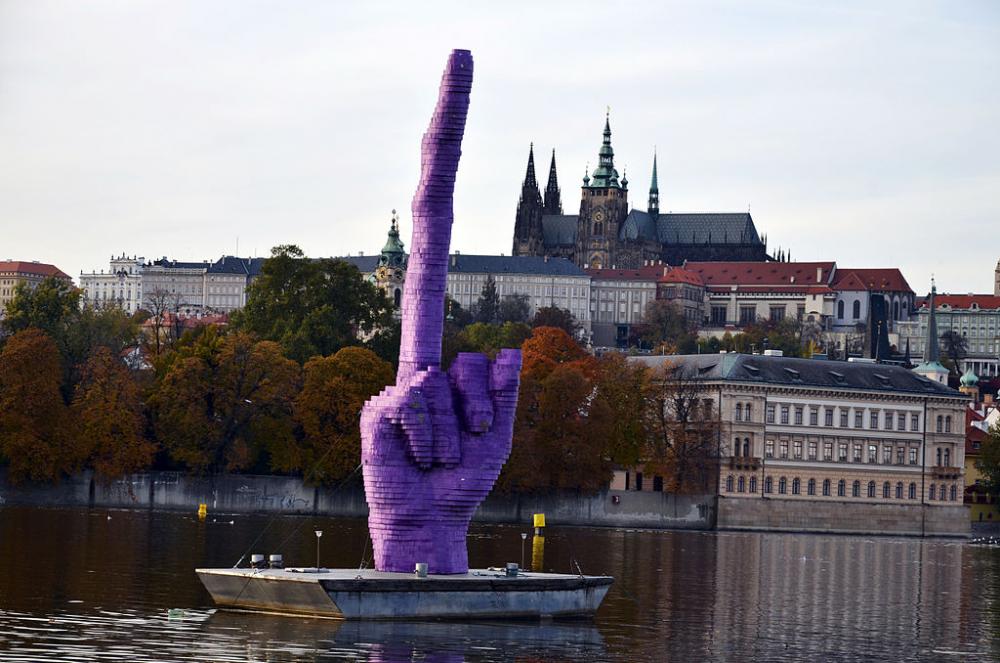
(72, 347), (155, 480)
(2, 277), (80, 338)
(0, 329), (76, 482)
(975, 425), (1000, 501)
(232, 245), (393, 363)
(150, 330), (300, 472)
(279, 347), (395, 483)
(497, 294), (531, 324)
(531, 306), (581, 339)
(636, 299), (697, 353)
(458, 322), (532, 358)
(473, 275), (500, 324)
(940, 331), (968, 375)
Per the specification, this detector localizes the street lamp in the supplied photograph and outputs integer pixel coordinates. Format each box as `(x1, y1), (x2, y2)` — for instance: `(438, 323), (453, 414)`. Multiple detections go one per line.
(520, 532), (527, 569)
(315, 530), (323, 570)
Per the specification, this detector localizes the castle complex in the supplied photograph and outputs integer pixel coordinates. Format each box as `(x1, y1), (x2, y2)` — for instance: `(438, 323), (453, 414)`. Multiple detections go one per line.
(512, 114), (770, 269)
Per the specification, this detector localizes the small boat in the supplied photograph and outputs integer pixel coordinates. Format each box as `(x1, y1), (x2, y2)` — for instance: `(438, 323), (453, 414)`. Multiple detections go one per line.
(196, 565), (613, 620)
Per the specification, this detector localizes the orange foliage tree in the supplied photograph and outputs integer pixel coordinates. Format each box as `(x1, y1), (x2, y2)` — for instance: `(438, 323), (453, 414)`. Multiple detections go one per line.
(150, 330), (300, 473)
(278, 347), (394, 484)
(499, 326), (611, 493)
(72, 347), (155, 480)
(593, 352), (651, 467)
(0, 329), (76, 482)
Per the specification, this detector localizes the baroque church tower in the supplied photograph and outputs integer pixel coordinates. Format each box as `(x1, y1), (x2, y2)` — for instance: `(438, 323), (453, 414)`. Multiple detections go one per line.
(576, 113), (629, 269)
(375, 210), (407, 310)
(512, 144), (544, 257)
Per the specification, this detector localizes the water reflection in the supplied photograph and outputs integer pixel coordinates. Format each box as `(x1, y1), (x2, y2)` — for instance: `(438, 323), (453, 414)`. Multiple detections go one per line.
(201, 612), (605, 662)
(1, 506), (999, 661)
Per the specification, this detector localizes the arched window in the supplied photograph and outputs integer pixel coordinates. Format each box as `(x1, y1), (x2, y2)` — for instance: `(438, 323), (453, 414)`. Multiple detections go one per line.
(909, 482), (917, 500)
(743, 438), (750, 457)
(822, 479), (831, 496)
(893, 300), (900, 320)
(736, 403), (743, 422)
(929, 484), (936, 501)
(393, 288), (401, 307)
(734, 437), (741, 457)
(868, 481), (876, 498)
(882, 482), (891, 498)
(853, 480), (861, 497)
(737, 476), (746, 493)
(779, 477), (787, 494)
(950, 485), (957, 501)
(945, 416), (952, 433)
(764, 477), (773, 494)
(726, 475), (734, 492)
(936, 415), (943, 433)
(807, 479), (816, 496)
(852, 300), (861, 319)
(792, 478), (801, 495)
(944, 448), (951, 467)
(895, 482), (903, 499)
(937, 448), (943, 466)
(593, 221), (603, 236)
(837, 300), (845, 319)
(838, 480), (846, 497)
(749, 476), (757, 493)
(939, 484), (947, 501)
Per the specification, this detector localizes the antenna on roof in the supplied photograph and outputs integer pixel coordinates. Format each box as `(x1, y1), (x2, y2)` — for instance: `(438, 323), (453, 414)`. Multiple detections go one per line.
(236, 236), (239, 257)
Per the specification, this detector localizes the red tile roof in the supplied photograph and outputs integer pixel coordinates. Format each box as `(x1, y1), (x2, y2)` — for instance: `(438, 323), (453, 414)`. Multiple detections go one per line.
(657, 266), (704, 286)
(832, 268), (912, 293)
(920, 294), (1000, 311)
(586, 265), (669, 281)
(0, 261), (71, 280)
(684, 261), (836, 288)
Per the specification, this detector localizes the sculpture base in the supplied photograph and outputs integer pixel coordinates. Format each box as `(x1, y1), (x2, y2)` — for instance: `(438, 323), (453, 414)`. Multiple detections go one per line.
(196, 567), (613, 620)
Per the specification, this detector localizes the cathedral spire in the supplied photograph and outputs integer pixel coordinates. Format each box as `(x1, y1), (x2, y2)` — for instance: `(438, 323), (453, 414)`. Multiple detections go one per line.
(648, 150), (659, 218)
(588, 110), (620, 188)
(543, 149), (562, 214)
(524, 142), (538, 189)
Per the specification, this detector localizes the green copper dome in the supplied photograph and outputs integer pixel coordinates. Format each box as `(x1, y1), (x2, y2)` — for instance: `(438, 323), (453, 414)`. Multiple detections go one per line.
(378, 210), (407, 269)
(960, 368), (979, 387)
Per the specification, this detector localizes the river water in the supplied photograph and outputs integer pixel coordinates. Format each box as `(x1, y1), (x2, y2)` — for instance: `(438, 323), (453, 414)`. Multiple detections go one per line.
(0, 506), (997, 662)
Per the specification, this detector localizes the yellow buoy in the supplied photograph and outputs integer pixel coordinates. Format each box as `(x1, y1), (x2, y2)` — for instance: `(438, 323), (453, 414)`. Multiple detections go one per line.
(198, 503), (207, 519)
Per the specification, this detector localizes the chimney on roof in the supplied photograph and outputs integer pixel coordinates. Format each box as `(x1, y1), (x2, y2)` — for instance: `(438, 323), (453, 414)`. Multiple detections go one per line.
(817, 267), (823, 282)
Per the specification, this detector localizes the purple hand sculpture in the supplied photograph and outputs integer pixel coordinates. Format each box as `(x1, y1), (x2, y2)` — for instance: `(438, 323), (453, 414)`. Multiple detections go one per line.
(360, 50), (522, 575)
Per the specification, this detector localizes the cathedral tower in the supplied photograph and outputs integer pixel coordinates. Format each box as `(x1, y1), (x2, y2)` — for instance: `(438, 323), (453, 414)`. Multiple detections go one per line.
(512, 143), (544, 256)
(576, 112), (629, 269)
(543, 149), (562, 215)
(375, 210), (408, 309)
(648, 150), (659, 219)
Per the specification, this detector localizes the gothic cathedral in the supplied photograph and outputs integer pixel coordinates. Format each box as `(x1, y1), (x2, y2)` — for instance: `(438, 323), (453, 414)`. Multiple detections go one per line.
(512, 113), (770, 269)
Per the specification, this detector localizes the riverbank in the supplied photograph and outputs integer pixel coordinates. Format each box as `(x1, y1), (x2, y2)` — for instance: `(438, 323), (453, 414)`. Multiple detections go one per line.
(0, 469), (716, 530)
(0, 469), (971, 536)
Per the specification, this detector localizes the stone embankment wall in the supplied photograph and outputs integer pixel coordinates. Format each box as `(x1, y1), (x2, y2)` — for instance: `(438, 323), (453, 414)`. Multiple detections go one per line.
(0, 470), (716, 530)
(0, 470), (971, 536)
(717, 496), (970, 538)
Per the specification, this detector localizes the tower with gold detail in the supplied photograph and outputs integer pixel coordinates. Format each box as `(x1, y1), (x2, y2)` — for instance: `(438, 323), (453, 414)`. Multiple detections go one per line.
(375, 210), (408, 310)
(576, 112), (630, 269)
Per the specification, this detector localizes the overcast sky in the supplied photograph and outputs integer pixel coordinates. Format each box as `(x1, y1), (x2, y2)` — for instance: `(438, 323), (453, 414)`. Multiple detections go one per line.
(2, 1), (998, 294)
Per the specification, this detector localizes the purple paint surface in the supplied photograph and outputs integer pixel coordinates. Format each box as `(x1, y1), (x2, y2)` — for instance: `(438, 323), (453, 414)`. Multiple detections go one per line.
(360, 50), (522, 575)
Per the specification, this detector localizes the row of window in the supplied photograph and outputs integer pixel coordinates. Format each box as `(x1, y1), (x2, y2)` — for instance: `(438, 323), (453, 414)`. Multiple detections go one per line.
(758, 404), (951, 433)
(757, 438), (929, 466)
(724, 475), (959, 501)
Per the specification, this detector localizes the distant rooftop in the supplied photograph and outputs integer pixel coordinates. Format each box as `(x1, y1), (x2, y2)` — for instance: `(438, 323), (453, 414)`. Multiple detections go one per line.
(0, 260), (71, 280)
(340, 254), (587, 277)
(631, 353), (964, 398)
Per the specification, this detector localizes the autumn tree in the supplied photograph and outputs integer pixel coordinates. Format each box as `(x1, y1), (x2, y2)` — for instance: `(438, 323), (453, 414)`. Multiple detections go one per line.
(531, 305), (581, 339)
(940, 330), (968, 375)
(72, 347), (155, 479)
(593, 352), (651, 467)
(140, 288), (184, 358)
(232, 245), (393, 363)
(500, 326), (610, 493)
(150, 329), (300, 473)
(642, 362), (720, 493)
(0, 329), (76, 482)
(276, 347), (395, 483)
